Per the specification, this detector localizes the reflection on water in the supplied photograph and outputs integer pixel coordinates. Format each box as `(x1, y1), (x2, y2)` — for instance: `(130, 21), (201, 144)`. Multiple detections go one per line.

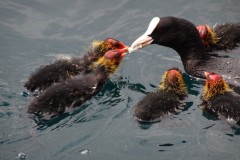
(1, 0), (240, 159)
(29, 79), (147, 130)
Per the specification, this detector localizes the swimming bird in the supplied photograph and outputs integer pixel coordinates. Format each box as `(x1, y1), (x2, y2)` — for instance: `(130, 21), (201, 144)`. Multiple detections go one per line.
(134, 68), (188, 123)
(129, 16), (240, 94)
(28, 48), (127, 118)
(200, 71), (240, 124)
(196, 23), (240, 52)
(24, 38), (127, 92)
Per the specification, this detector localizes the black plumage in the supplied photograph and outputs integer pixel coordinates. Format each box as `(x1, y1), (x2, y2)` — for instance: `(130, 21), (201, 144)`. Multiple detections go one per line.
(24, 38), (127, 92)
(130, 16), (240, 94)
(200, 72), (240, 124)
(197, 23), (240, 52)
(28, 48), (127, 118)
(134, 68), (188, 123)
(28, 73), (105, 118)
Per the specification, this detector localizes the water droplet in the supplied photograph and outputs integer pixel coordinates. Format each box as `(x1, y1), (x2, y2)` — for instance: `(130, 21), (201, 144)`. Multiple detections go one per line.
(17, 153), (26, 159)
(80, 149), (90, 155)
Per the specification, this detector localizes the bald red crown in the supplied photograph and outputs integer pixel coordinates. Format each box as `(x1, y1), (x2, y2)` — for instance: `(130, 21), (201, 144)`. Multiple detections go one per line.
(205, 72), (222, 81)
(104, 38), (127, 49)
(196, 25), (209, 41)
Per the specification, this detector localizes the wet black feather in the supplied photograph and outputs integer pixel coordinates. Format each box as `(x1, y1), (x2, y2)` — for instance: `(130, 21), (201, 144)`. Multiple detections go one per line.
(28, 72), (106, 118)
(148, 17), (240, 94)
(24, 42), (111, 92)
(210, 23), (240, 51)
(134, 90), (186, 123)
(201, 91), (240, 124)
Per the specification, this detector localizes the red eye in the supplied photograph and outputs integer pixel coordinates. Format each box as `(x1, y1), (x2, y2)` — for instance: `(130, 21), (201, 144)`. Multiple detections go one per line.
(115, 41), (126, 49)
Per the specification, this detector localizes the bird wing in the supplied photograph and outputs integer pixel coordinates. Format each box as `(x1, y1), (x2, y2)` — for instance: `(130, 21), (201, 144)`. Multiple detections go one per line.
(213, 23), (240, 50)
(28, 74), (104, 116)
(24, 57), (84, 92)
(205, 93), (240, 123)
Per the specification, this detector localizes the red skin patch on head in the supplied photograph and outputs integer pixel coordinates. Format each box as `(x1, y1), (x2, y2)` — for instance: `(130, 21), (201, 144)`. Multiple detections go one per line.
(196, 25), (209, 41)
(104, 38), (127, 49)
(205, 72), (222, 81)
(168, 69), (179, 75)
(167, 69), (181, 80)
(209, 74), (222, 81)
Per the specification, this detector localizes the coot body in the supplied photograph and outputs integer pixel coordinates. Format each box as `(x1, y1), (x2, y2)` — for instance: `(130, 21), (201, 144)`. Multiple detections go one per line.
(129, 16), (240, 94)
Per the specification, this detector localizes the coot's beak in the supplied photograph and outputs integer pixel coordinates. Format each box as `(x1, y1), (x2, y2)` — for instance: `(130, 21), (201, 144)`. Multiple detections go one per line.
(204, 71), (210, 78)
(128, 17), (160, 53)
(128, 35), (153, 53)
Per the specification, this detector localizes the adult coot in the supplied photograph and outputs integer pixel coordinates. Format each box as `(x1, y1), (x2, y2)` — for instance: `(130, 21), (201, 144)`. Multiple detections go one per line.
(129, 16), (240, 94)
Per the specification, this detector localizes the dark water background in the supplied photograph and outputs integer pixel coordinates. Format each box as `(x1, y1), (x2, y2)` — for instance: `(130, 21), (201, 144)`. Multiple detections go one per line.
(1, 0), (240, 159)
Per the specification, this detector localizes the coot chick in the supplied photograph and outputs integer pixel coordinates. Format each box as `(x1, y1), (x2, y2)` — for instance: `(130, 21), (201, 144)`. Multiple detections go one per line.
(24, 38), (127, 92)
(196, 23), (240, 52)
(134, 68), (188, 123)
(129, 16), (240, 94)
(200, 71), (240, 124)
(28, 48), (127, 118)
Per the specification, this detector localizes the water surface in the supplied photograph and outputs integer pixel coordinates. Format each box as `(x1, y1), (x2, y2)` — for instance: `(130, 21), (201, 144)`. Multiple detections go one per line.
(1, 0), (240, 159)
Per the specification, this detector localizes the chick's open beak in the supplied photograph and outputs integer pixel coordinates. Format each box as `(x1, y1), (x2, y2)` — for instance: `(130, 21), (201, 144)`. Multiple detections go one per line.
(119, 47), (129, 57)
(204, 71), (210, 78)
(119, 42), (128, 50)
